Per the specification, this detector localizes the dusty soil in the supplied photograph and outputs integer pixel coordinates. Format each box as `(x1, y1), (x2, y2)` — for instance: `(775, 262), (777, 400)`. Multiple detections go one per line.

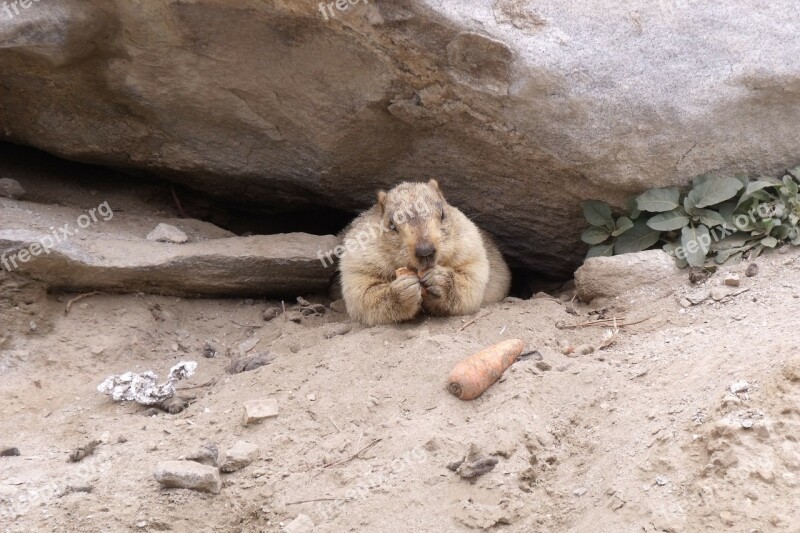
(3, 172), (800, 532)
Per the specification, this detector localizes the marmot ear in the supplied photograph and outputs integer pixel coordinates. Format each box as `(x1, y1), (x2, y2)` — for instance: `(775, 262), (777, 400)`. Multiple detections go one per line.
(428, 179), (444, 199)
(377, 190), (387, 214)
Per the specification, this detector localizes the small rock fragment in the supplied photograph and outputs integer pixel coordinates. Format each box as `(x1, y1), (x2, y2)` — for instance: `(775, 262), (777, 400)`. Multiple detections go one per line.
(330, 299), (347, 314)
(159, 396), (189, 414)
(535, 361), (552, 371)
(685, 290), (710, 305)
(574, 344), (594, 356)
(323, 323), (352, 339)
(263, 307), (281, 321)
(283, 514), (315, 533)
(237, 337), (260, 354)
(723, 274), (741, 287)
(227, 353), (274, 374)
(286, 311), (303, 323)
(0, 446), (20, 457)
(730, 381), (750, 395)
(0, 178), (25, 199)
(711, 287), (732, 301)
(202, 341), (223, 359)
(219, 441), (259, 473)
(186, 443), (219, 467)
(572, 487), (588, 496)
(146, 223), (189, 244)
(68, 440), (100, 462)
(655, 476), (669, 486)
(782, 357), (800, 382)
(154, 460), (221, 493)
(300, 303), (326, 316)
(242, 399), (279, 425)
(745, 263), (759, 277)
(456, 457), (499, 479)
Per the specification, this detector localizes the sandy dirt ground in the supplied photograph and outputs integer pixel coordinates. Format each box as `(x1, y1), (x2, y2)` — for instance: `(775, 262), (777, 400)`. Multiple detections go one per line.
(2, 170), (800, 533)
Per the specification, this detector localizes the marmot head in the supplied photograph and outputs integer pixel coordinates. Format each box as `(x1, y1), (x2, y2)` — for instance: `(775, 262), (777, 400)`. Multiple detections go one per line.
(377, 179), (450, 270)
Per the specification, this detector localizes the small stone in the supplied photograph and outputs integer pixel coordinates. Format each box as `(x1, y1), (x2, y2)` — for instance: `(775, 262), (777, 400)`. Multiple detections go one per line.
(238, 337), (260, 354)
(711, 287), (732, 301)
(679, 298), (692, 309)
(263, 307), (281, 321)
(655, 476), (669, 486)
(307, 393), (316, 401)
(455, 457), (498, 479)
(0, 178), (25, 199)
(300, 303), (326, 316)
(330, 299), (347, 314)
(202, 341), (222, 358)
(574, 344), (594, 355)
(242, 399), (279, 425)
(745, 263), (759, 277)
(146, 223), (188, 244)
(723, 274), (740, 287)
(219, 441), (259, 473)
(286, 311), (303, 323)
(283, 514), (315, 533)
(685, 290), (710, 305)
(730, 381), (750, 394)
(740, 419), (754, 429)
(227, 353), (273, 374)
(782, 357), (800, 382)
(154, 460), (221, 493)
(0, 446), (20, 457)
(535, 361), (552, 371)
(90, 345), (105, 355)
(572, 486), (588, 496)
(186, 443), (219, 467)
(323, 323), (351, 339)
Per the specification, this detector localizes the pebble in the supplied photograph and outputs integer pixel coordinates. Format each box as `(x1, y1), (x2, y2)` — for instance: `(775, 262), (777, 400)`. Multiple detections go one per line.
(745, 263), (759, 277)
(730, 381), (750, 394)
(685, 290), (710, 305)
(572, 487), (588, 496)
(723, 274), (740, 287)
(242, 399), (279, 425)
(263, 307), (281, 321)
(782, 357), (800, 382)
(323, 323), (351, 339)
(153, 460), (221, 493)
(146, 223), (189, 244)
(655, 476), (669, 486)
(238, 337), (260, 354)
(330, 299), (347, 314)
(220, 441), (260, 473)
(0, 178), (25, 199)
(186, 443), (219, 467)
(679, 298), (692, 309)
(202, 341), (222, 358)
(574, 344), (594, 356)
(283, 514), (315, 533)
(711, 287), (732, 301)
(286, 311), (303, 323)
(0, 446), (20, 457)
(535, 361), (552, 371)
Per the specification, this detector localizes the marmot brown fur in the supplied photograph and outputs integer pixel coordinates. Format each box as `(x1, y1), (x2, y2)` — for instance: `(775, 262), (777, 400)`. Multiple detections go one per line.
(339, 180), (511, 325)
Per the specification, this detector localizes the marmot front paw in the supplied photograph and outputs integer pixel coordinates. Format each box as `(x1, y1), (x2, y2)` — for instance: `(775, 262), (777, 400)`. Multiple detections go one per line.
(420, 266), (454, 300)
(390, 274), (423, 313)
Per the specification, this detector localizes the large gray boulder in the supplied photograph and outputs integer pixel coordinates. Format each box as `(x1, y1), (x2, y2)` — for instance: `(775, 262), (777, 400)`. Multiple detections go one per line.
(2, 1), (799, 276)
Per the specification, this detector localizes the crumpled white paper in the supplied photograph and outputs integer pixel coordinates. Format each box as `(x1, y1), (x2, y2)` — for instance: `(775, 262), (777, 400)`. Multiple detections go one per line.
(97, 361), (197, 405)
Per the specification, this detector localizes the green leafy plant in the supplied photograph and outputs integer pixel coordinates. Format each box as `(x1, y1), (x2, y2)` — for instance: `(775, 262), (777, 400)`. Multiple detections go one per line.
(582, 167), (800, 267)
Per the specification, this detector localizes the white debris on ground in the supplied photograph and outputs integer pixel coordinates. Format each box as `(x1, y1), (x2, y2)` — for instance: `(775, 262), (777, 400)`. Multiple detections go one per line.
(97, 361), (197, 405)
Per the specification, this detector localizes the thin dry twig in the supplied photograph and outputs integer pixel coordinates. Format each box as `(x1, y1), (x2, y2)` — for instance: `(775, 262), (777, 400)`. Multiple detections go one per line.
(322, 438), (382, 469)
(556, 315), (653, 330)
(458, 311), (494, 332)
(286, 497), (346, 505)
(64, 291), (103, 314)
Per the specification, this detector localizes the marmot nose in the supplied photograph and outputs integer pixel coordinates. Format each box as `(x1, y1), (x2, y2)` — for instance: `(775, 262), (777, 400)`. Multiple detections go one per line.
(415, 243), (437, 262)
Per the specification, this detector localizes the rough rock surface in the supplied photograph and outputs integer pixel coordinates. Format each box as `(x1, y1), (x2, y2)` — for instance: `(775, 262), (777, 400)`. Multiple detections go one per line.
(219, 441), (259, 473)
(154, 460), (221, 494)
(4, 2), (799, 274)
(574, 250), (682, 302)
(147, 223), (189, 244)
(0, 198), (339, 297)
(0, 178), (25, 200)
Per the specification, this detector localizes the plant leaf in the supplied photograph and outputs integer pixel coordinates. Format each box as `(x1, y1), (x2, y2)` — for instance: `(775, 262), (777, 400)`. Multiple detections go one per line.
(625, 196), (641, 220)
(646, 208), (689, 231)
(583, 200), (614, 228)
(663, 242), (688, 268)
(586, 243), (614, 259)
(581, 226), (611, 244)
(681, 224), (711, 267)
(761, 236), (778, 248)
(692, 176), (744, 208)
(611, 216), (634, 236)
(692, 208), (726, 227)
(615, 219), (661, 254)
(636, 187), (680, 213)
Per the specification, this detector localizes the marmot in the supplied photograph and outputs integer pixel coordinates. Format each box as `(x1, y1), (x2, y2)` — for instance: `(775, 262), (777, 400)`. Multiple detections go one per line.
(339, 180), (511, 326)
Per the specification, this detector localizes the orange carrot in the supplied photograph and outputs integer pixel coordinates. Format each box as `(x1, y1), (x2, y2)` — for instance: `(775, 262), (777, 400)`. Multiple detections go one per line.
(447, 339), (525, 400)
